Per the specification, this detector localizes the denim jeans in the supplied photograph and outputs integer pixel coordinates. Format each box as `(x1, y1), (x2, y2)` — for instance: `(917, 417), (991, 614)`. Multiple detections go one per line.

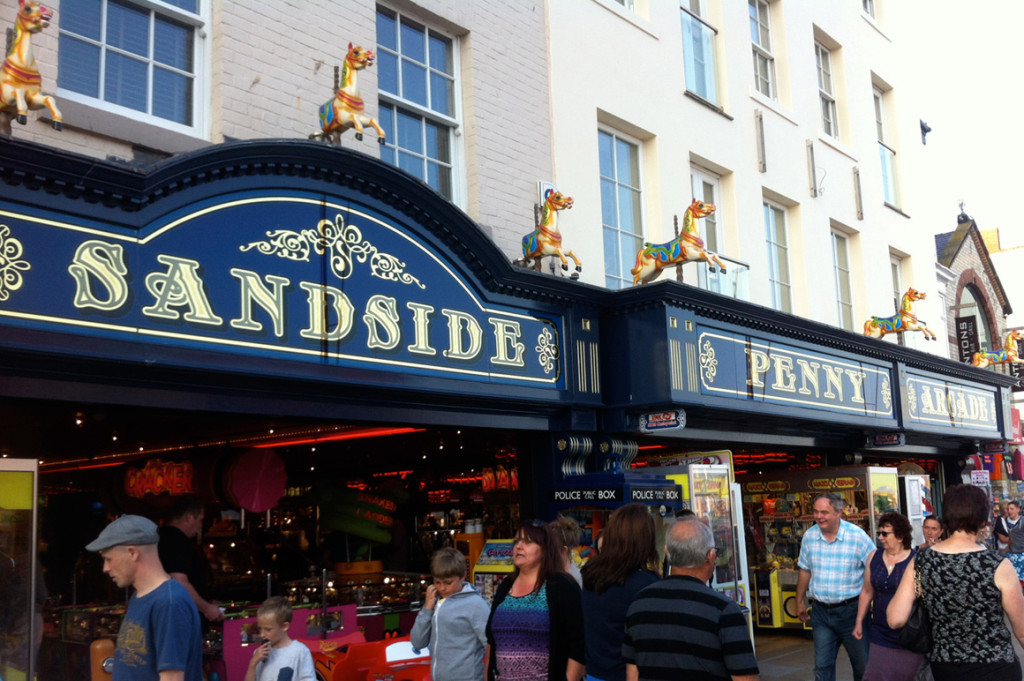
(810, 599), (869, 681)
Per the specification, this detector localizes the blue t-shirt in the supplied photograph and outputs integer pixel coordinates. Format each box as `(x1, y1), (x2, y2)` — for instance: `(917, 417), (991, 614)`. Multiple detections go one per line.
(114, 578), (203, 681)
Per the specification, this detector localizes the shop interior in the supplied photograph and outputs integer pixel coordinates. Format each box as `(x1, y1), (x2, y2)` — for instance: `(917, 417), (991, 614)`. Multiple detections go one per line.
(0, 394), (972, 680)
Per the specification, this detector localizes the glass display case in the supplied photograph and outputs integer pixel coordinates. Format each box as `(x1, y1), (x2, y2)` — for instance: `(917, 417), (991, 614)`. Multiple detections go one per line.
(0, 458), (39, 681)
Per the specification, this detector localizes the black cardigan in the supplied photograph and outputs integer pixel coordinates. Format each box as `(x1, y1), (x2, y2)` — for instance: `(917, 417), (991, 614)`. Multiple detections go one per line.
(486, 571), (586, 681)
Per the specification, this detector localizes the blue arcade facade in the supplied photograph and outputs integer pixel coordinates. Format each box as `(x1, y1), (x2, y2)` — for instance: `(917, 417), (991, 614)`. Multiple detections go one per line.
(0, 137), (1015, 515)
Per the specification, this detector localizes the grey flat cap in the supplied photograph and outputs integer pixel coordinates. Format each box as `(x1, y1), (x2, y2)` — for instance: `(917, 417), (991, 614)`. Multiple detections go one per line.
(86, 515), (159, 551)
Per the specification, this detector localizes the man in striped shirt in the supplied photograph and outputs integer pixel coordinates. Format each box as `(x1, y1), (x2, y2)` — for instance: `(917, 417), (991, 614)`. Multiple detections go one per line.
(623, 518), (759, 681)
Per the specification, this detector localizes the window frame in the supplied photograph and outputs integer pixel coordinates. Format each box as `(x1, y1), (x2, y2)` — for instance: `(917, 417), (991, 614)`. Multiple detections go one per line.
(763, 200), (791, 313)
(831, 230), (854, 330)
(56, 0), (208, 137)
(875, 87), (898, 206)
(680, 1), (719, 104)
(816, 42), (838, 138)
(598, 127), (645, 290)
(862, 0), (875, 18)
(749, 0), (775, 99)
(376, 5), (463, 205)
(690, 166), (723, 255)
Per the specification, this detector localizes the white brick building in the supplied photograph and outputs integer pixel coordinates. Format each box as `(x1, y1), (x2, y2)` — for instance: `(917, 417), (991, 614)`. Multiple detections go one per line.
(2, 0), (969, 355)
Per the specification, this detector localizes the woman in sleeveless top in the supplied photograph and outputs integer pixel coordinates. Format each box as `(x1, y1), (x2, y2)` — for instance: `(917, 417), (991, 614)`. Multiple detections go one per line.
(853, 512), (920, 681)
(889, 485), (1024, 681)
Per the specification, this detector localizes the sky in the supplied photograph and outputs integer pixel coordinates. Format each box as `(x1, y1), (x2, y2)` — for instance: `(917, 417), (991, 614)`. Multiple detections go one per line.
(902, 2), (1024, 249)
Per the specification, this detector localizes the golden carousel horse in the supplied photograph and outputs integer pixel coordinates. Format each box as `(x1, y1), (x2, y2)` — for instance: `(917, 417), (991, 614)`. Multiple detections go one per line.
(972, 329), (1024, 368)
(514, 188), (581, 278)
(1, 0), (61, 130)
(864, 287), (937, 341)
(318, 43), (386, 145)
(631, 199), (723, 286)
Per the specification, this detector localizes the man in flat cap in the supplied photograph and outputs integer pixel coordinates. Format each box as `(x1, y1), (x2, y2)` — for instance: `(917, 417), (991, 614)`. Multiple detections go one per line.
(87, 514), (202, 681)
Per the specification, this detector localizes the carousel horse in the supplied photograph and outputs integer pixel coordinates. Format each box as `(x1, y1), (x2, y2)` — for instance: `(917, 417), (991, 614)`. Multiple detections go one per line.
(631, 199), (722, 285)
(318, 43), (385, 144)
(1, 0), (61, 130)
(515, 188), (581, 278)
(863, 287), (937, 341)
(971, 329), (1024, 368)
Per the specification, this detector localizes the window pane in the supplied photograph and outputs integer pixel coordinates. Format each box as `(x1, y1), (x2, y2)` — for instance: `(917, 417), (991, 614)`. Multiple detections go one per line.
(429, 34), (452, 75)
(398, 150), (422, 179)
(425, 120), (450, 163)
(429, 72), (452, 116)
(58, 36), (101, 97)
(154, 17), (193, 71)
(377, 8), (398, 51)
(598, 132), (614, 177)
(152, 67), (192, 124)
(378, 51), (399, 95)
(615, 139), (638, 186)
(400, 19), (426, 63)
(600, 179), (616, 224)
(379, 104), (395, 139)
(104, 52), (148, 112)
(604, 227), (620, 275)
(402, 60), (427, 106)
(61, 0), (103, 40)
(397, 110), (423, 153)
(618, 187), (640, 231)
(162, 0), (198, 11)
(431, 162), (451, 197)
(108, 0), (150, 58)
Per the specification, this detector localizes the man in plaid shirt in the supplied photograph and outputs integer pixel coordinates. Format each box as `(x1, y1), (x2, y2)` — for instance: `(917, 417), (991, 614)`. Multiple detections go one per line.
(795, 493), (875, 681)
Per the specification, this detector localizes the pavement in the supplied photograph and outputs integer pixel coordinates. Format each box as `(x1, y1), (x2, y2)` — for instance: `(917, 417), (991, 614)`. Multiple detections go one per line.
(754, 622), (1024, 680)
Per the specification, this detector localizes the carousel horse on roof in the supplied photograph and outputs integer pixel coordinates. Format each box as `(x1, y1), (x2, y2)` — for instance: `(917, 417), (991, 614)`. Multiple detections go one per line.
(318, 43), (386, 145)
(864, 287), (937, 341)
(514, 188), (581, 279)
(972, 329), (1024, 369)
(631, 199), (723, 286)
(1, 0), (62, 131)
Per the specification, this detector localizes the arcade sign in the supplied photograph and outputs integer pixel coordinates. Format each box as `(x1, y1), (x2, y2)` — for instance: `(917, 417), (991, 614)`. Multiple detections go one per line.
(904, 373), (999, 434)
(0, 195), (564, 392)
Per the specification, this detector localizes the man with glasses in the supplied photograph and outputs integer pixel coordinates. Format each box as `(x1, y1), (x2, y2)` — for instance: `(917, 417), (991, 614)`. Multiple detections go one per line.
(795, 493), (874, 681)
(623, 517), (759, 681)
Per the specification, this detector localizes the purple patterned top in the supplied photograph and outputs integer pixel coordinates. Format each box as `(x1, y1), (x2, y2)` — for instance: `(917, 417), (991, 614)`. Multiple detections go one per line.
(491, 584), (550, 681)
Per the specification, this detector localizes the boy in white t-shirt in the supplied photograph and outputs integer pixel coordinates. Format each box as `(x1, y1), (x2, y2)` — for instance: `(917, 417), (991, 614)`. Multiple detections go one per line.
(244, 596), (315, 681)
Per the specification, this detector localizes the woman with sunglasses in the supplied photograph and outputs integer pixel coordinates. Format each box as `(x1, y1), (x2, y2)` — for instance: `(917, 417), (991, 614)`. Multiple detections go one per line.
(486, 520), (585, 681)
(852, 511), (921, 681)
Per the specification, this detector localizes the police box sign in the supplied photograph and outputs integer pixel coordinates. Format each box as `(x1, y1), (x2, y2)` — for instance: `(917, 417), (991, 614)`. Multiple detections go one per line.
(551, 488), (622, 502)
(630, 487), (681, 502)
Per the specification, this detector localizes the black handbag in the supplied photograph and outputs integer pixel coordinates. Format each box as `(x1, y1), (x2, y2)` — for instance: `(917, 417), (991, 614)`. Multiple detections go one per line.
(898, 567), (932, 654)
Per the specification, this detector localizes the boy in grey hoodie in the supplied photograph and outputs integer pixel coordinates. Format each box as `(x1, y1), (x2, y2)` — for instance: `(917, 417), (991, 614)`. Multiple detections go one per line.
(411, 547), (490, 681)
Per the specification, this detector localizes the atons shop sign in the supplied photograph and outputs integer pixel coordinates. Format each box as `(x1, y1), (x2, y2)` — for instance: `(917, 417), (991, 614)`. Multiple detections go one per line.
(0, 195), (564, 391)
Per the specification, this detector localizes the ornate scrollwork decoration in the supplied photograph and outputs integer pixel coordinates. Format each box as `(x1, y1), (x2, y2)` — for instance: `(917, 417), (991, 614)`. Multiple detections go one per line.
(699, 337), (718, 383)
(240, 214), (425, 289)
(0, 224), (30, 302)
(535, 326), (559, 375)
(880, 376), (892, 412)
(906, 384), (917, 415)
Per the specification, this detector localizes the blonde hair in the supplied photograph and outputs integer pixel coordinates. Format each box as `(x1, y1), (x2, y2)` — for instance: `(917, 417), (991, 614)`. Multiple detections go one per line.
(258, 596), (293, 625)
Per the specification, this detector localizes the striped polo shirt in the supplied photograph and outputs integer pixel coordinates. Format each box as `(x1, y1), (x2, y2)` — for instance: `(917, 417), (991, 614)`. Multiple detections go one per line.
(622, 575), (758, 681)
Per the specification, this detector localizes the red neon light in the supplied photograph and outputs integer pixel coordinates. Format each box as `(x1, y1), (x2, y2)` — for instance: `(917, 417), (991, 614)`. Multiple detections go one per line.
(41, 460), (125, 474)
(252, 427), (426, 448)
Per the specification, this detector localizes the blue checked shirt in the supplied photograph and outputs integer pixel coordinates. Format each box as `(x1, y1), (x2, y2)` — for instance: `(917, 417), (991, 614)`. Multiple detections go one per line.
(797, 519), (874, 603)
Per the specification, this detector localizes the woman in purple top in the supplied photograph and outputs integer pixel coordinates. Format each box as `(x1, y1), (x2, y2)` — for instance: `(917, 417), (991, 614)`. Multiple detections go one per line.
(486, 521), (585, 681)
(853, 511), (920, 681)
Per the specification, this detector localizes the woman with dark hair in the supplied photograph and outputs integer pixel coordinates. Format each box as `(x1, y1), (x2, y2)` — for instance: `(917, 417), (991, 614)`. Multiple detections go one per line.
(853, 511), (920, 680)
(890, 485), (1024, 681)
(581, 504), (660, 681)
(486, 520), (585, 681)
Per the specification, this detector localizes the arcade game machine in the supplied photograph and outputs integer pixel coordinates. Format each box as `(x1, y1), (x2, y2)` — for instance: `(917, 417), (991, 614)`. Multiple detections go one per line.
(738, 465), (899, 631)
(471, 539), (514, 603)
